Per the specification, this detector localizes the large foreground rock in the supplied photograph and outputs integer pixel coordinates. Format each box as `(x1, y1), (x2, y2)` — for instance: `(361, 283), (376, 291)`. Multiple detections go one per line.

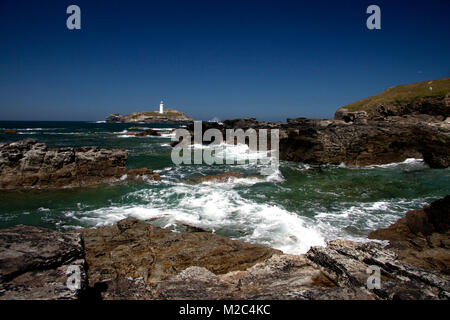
(369, 195), (450, 273)
(0, 225), (87, 299)
(79, 218), (280, 296)
(0, 139), (160, 189)
(151, 240), (449, 300)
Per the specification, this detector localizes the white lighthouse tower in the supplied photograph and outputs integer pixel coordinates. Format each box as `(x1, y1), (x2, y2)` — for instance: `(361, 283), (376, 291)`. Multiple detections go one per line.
(159, 100), (164, 114)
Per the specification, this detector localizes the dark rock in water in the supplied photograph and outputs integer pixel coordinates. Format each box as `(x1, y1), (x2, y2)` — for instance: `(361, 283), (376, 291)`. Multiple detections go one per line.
(187, 171), (243, 184)
(79, 217), (280, 288)
(278, 120), (450, 168)
(135, 129), (161, 137)
(0, 139), (160, 189)
(369, 195), (450, 273)
(129, 126), (149, 130)
(178, 116), (450, 168)
(3, 129), (17, 134)
(0, 225), (87, 299)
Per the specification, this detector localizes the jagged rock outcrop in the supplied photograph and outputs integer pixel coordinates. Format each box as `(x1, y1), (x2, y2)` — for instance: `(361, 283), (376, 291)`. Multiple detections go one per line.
(179, 117), (450, 168)
(187, 171), (243, 184)
(369, 195), (450, 273)
(278, 119), (450, 168)
(0, 225), (87, 299)
(79, 218), (280, 293)
(151, 239), (449, 300)
(135, 129), (161, 137)
(0, 139), (160, 189)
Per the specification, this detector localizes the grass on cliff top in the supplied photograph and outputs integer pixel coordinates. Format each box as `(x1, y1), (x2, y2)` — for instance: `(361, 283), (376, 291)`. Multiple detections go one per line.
(340, 78), (450, 112)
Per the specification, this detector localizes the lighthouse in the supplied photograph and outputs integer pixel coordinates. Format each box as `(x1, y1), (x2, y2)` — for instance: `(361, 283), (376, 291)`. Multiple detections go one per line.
(159, 100), (164, 114)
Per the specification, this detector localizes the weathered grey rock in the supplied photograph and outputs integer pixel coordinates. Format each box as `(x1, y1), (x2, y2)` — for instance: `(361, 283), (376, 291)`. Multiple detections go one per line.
(0, 139), (160, 189)
(151, 240), (449, 300)
(307, 240), (449, 300)
(80, 217), (281, 287)
(135, 129), (161, 137)
(0, 225), (87, 300)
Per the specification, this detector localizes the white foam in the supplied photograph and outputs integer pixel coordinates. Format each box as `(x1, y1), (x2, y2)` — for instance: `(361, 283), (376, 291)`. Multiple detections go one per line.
(69, 183), (325, 254)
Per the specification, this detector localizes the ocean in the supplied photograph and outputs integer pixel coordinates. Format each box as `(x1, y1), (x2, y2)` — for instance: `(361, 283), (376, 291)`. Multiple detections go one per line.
(1, 121), (449, 254)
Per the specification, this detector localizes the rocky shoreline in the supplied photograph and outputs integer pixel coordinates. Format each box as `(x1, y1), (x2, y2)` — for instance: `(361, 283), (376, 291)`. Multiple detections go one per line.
(0, 196), (448, 300)
(0, 139), (160, 190)
(178, 114), (450, 169)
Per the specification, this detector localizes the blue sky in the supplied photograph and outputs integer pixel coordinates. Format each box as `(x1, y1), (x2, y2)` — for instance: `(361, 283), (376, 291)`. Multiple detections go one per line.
(0, 0), (449, 121)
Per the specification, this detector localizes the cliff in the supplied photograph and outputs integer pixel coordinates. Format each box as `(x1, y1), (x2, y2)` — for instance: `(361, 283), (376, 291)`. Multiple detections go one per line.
(179, 115), (450, 168)
(106, 108), (193, 124)
(335, 77), (450, 122)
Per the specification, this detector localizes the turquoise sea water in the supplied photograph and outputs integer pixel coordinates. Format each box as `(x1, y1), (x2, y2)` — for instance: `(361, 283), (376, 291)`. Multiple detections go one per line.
(1, 121), (449, 254)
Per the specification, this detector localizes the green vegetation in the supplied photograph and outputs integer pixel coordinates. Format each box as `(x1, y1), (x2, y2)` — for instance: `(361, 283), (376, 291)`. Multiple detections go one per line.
(129, 109), (186, 119)
(340, 78), (450, 112)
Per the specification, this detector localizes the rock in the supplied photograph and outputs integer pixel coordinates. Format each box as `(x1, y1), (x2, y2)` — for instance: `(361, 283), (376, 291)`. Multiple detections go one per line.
(105, 113), (122, 122)
(187, 171), (243, 184)
(79, 217), (280, 288)
(3, 129), (17, 134)
(222, 118), (259, 129)
(135, 129), (161, 137)
(0, 225), (87, 300)
(306, 240), (449, 300)
(129, 126), (149, 130)
(94, 277), (151, 300)
(177, 117), (450, 168)
(278, 121), (450, 168)
(151, 240), (449, 300)
(334, 109), (369, 124)
(0, 139), (160, 189)
(105, 110), (193, 124)
(369, 195), (450, 273)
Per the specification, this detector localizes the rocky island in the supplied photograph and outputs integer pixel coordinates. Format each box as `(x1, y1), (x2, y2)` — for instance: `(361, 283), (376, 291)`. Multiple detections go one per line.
(106, 106), (193, 124)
